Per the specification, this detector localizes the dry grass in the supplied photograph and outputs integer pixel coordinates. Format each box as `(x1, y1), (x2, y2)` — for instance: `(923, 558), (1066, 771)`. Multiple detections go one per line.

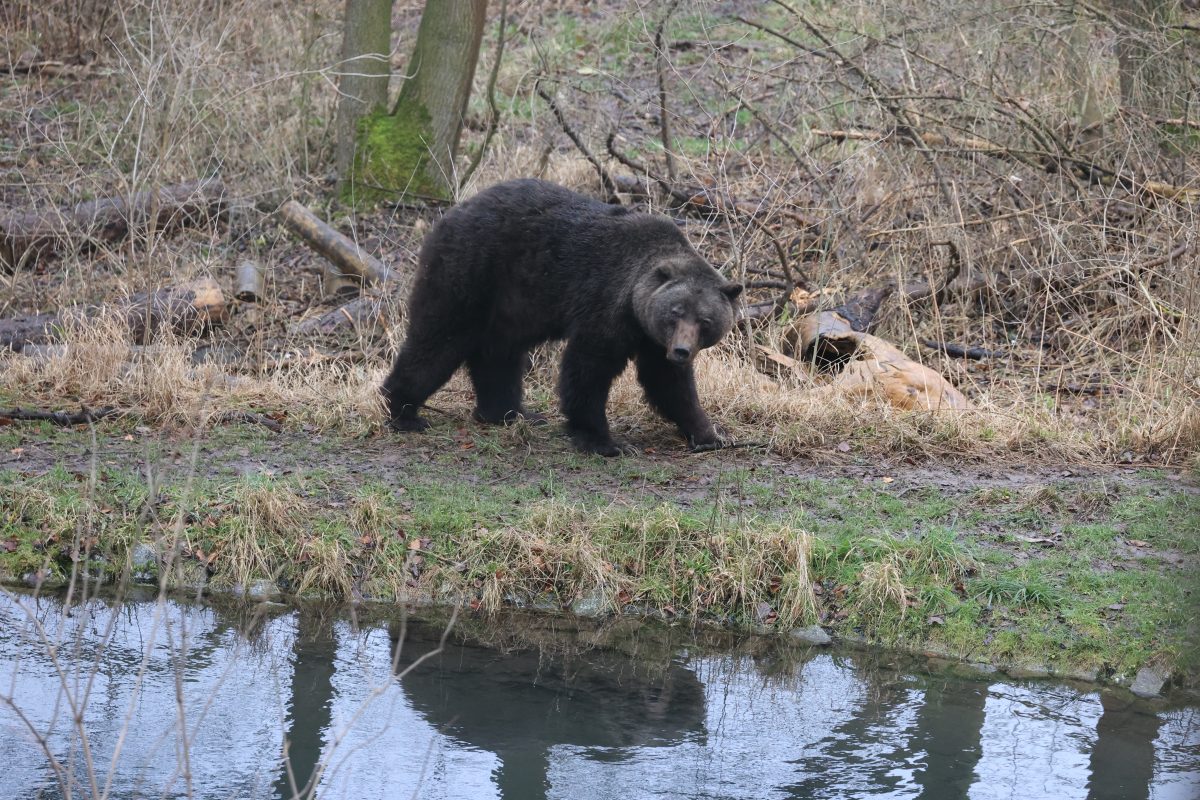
(2, 0), (1198, 465)
(1, 316), (384, 432)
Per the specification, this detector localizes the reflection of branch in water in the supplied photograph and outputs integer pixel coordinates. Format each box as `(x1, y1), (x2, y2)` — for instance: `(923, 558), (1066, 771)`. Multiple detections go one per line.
(909, 678), (986, 800)
(273, 605), (337, 800)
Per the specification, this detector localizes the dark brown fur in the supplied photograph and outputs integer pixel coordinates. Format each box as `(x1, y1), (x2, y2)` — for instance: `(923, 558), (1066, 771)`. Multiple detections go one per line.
(381, 179), (741, 455)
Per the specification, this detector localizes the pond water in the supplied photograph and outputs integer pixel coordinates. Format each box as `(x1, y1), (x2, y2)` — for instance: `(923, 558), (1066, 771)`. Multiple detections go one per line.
(0, 591), (1196, 800)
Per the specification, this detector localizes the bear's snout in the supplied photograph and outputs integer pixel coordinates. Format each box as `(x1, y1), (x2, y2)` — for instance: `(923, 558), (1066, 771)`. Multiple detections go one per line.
(667, 319), (700, 364)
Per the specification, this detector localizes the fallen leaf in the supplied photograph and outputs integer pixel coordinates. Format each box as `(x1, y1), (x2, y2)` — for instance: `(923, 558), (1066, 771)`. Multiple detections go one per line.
(927, 614), (945, 626)
(1015, 535), (1056, 545)
(1128, 539), (1151, 548)
(836, 441), (851, 453)
(755, 601), (778, 624)
(881, 476), (895, 483)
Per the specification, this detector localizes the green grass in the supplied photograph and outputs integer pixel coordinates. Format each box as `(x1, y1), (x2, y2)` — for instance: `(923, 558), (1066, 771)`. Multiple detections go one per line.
(2, 437), (1196, 683)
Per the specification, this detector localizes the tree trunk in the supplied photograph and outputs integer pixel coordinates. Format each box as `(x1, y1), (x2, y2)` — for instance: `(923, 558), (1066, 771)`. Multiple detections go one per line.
(395, 0), (487, 190)
(1114, 0), (1180, 115)
(334, 0), (395, 199)
(1066, 3), (1104, 146)
(349, 0), (487, 203)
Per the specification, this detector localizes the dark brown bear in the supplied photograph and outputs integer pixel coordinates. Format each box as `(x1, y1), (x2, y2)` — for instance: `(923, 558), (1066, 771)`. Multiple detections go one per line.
(381, 179), (742, 456)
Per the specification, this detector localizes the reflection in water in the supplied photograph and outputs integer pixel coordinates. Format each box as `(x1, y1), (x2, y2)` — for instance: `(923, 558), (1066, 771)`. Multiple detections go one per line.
(0, 591), (292, 799)
(273, 605), (338, 800)
(911, 677), (986, 799)
(0, 592), (1197, 800)
(392, 623), (707, 800)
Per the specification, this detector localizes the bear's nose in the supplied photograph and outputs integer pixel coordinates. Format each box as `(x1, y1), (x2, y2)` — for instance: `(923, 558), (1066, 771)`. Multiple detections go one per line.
(670, 346), (692, 362)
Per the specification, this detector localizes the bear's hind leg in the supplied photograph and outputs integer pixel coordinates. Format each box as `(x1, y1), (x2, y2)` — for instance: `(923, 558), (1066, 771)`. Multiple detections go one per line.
(560, 342), (632, 456)
(467, 349), (547, 425)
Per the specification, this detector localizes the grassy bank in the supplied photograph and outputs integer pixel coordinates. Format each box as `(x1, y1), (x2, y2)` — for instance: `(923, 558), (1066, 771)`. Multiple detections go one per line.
(2, 424), (1196, 687)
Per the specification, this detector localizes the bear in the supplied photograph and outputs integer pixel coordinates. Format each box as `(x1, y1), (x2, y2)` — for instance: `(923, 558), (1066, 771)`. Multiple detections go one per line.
(380, 178), (742, 456)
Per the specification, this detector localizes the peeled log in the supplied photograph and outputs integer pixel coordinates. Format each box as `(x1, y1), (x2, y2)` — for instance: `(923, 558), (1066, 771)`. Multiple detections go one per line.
(798, 312), (969, 411)
(760, 310), (970, 412)
(124, 277), (227, 343)
(0, 179), (227, 269)
(0, 278), (227, 350)
(278, 200), (391, 284)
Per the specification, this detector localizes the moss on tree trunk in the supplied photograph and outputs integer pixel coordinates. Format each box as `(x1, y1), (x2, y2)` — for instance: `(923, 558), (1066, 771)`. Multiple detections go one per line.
(347, 104), (446, 204)
(340, 0), (487, 205)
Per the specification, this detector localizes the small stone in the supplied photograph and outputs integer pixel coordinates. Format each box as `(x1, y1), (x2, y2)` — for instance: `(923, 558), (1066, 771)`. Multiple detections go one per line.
(789, 625), (832, 646)
(967, 662), (998, 675)
(1004, 664), (1051, 679)
(130, 543), (159, 584)
(529, 596), (559, 613)
(1060, 667), (1100, 683)
(1130, 665), (1170, 698)
(130, 543), (158, 568)
(239, 579), (280, 601)
(570, 588), (610, 618)
(169, 559), (209, 593)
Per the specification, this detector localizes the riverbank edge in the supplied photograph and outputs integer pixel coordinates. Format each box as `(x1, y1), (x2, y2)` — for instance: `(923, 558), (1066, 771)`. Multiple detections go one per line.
(2, 427), (1196, 699)
(0, 564), (1188, 701)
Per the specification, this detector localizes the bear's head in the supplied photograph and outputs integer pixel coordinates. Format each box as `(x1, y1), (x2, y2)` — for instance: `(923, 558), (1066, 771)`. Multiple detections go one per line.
(635, 256), (742, 365)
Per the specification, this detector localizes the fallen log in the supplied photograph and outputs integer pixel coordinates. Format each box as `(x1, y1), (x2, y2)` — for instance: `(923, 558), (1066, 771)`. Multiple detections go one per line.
(0, 179), (227, 269)
(810, 127), (1200, 202)
(279, 200), (391, 284)
(322, 263), (361, 300)
(0, 407), (118, 426)
(920, 339), (1005, 360)
(0, 278), (227, 350)
(763, 311), (970, 412)
(289, 293), (396, 337)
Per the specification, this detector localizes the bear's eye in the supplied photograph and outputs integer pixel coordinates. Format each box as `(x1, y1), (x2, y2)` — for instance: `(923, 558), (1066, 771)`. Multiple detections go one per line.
(671, 305), (684, 317)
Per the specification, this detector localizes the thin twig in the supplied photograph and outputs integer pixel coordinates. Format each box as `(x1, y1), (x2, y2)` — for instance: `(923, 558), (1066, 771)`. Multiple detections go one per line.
(460, 0), (509, 188)
(536, 85), (618, 201)
(654, 0), (683, 182)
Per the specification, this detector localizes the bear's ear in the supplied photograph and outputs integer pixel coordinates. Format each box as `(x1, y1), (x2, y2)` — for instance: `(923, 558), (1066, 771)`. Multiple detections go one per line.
(653, 264), (675, 284)
(721, 282), (744, 302)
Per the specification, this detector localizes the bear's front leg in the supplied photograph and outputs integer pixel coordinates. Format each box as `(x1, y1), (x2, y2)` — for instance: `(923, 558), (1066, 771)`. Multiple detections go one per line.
(559, 341), (633, 456)
(635, 346), (724, 451)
